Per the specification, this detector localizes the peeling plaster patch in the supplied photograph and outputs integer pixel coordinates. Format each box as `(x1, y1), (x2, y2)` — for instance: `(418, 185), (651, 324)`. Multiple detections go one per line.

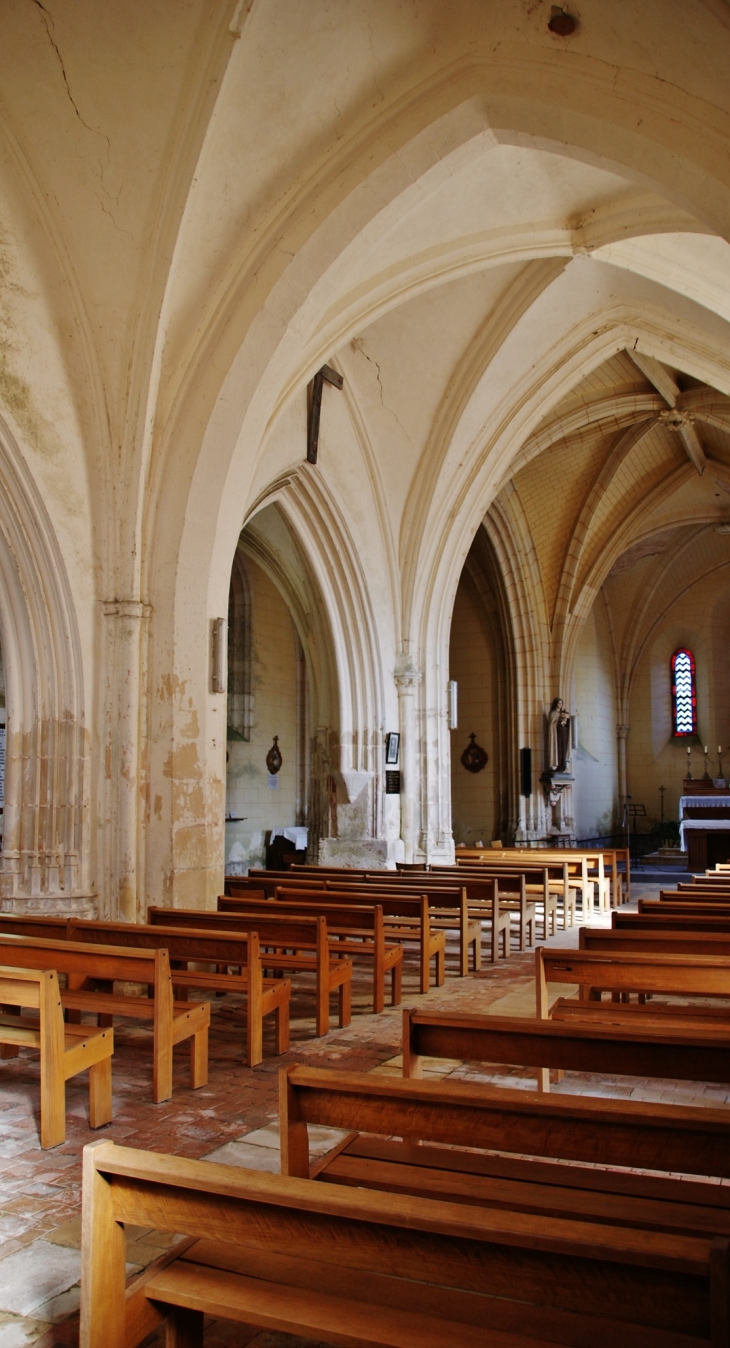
(163, 741), (200, 779)
(157, 674), (187, 703)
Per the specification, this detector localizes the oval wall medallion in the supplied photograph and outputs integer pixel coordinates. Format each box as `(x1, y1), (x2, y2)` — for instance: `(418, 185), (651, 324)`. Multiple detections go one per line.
(461, 732), (488, 774)
(266, 735), (283, 775)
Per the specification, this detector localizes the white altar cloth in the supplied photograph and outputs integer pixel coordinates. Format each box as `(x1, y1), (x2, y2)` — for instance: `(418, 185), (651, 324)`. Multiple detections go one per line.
(679, 795), (730, 818)
(679, 817), (730, 849)
(271, 826), (308, 851)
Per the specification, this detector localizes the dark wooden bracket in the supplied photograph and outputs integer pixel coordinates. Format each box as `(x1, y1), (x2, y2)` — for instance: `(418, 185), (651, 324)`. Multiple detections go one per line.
(307, 364), (344, 464)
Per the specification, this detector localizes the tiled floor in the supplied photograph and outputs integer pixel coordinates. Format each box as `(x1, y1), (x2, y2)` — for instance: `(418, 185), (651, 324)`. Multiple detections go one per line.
(0, 879), (721, 1347)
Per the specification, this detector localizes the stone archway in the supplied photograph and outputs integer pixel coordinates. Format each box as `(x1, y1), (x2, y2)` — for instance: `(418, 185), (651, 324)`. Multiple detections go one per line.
(0, 417), (90, 913)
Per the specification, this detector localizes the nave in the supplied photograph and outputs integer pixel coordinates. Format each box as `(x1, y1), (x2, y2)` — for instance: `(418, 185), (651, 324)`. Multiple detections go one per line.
(3, 857), (730, 1346)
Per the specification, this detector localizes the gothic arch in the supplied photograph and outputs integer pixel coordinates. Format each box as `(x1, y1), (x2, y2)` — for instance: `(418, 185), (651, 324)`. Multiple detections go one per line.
(0, 416), (88, 909)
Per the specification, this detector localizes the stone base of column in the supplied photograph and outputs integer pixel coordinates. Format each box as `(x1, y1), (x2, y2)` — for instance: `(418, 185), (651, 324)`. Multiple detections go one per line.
(0, 892), (97, 917)
(319, 837), (402, 869)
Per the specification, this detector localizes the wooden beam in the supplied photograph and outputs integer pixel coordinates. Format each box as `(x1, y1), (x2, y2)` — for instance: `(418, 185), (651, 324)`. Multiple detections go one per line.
(306, 364), (344, 464)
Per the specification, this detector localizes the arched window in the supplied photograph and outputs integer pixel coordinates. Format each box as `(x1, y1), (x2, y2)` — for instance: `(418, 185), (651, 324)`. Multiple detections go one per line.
(671, 648), (697, 736)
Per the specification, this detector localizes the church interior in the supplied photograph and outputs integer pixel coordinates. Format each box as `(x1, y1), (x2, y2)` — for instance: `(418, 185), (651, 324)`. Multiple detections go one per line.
(2, 2), (730, 1344)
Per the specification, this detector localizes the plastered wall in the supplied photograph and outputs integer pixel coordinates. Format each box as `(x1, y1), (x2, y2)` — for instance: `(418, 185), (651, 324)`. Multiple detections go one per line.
(225, 556), (301, 872)
(572, 602), (618, 838)
(449, 570), (499, 844)
(626, 572), (730, 828)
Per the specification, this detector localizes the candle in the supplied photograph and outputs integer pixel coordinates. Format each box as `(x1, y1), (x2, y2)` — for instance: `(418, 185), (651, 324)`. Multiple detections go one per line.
(720, 746), (723, 754)
(705, 745), (708, 754)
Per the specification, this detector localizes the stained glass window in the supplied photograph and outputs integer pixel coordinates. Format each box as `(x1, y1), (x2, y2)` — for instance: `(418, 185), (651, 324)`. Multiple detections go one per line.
(671, 648), (696, 736)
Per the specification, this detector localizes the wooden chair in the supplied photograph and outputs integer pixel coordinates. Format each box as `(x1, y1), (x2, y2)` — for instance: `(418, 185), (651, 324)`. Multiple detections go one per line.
(0, 964), (113, 1148)
(81, 1134), (730, 1348)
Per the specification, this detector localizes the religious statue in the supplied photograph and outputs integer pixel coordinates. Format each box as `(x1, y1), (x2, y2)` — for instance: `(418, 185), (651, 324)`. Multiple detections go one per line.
(547, 697), (571, 773)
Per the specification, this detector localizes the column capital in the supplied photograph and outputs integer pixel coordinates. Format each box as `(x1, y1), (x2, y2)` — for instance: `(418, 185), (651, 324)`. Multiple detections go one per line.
(616, 724), (630, 740)
(394, 655), (421, 688)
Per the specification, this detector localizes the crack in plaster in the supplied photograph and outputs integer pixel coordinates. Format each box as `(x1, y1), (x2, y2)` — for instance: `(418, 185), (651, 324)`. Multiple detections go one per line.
(352, 340), (411, 445)
(31, 0), (133, 240)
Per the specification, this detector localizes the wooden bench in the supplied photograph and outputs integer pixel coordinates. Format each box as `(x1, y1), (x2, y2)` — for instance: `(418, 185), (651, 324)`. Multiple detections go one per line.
(219, 895), (402, 1013)
(0, 964), (113, 1148)
(537, 943), (730, 1015)
(65, 919), (289, 1066)
(401, 1002), (730, 1094)
(453, 854), (596, 917)
(251, 871), (489, 970)
(276, 886), (445, 993)
(365, 873), (540, 956)
(280, 1063), (730, 1233)
(580, 925), (730, 961)
(619, 907), (730, 932)
(456, 847), (622, 909)
(147, 906), (351, 1037)
(332, 879), (483, 973)
(437, 861), (576, 927)
(81, 1133), (730, 1348)
(0, 931), (208, 1103)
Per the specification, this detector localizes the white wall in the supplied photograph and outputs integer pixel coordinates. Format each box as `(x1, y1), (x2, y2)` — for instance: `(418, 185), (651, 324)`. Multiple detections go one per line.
(572, 601), (618, 839)
(225, 556), (302, 872)
(449, 569), (500, 844)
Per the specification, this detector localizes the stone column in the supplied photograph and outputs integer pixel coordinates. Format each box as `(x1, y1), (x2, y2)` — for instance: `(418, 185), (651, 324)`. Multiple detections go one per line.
(617, 724), (629, 805)
(103, 600), (151, 921)
(394, 655), (422, 864)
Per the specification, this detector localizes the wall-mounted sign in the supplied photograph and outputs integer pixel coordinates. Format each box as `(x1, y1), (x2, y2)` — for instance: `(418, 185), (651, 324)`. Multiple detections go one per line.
(385, 771), (401, 794)
(385, 732), (400, 765)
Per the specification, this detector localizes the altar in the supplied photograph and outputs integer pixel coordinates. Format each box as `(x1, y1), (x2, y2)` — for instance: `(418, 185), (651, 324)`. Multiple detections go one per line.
(679, 792), (730, 870)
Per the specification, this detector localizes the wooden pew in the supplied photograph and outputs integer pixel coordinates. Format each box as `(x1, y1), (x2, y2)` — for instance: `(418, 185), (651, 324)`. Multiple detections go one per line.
(455, 846), (623, 909)
(537, 943), (730, 1016)
(219, 895), (402, 1013)
(400, 1001), (730, 1094)
(81, 1134), (730, 1348)
(0, 964), (113, 1148)
(280, 1063), (730, 1232)
(336, 879), (483, 972)
(0, 914), (288, 1068)
(147, 906), (351, 1037)
(276, 887), (445, 993)
(618, 908), (730, 933)
(453, 852), (600, 917)
(580, 926), (730, 961)
(436, 861), (576, 927)
(65, 920), (289, 1066)
(0, 931), (208, 1103)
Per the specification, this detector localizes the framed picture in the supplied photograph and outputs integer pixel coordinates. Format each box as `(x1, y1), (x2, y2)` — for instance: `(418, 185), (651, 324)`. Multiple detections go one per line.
(385, 732), (400, 765)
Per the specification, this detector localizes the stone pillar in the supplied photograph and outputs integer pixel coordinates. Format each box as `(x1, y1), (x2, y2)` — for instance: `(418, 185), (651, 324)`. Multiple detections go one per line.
(103, 600), (151, 921)
(617, 724), (629, 804)
(394, 655), (422, 863)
